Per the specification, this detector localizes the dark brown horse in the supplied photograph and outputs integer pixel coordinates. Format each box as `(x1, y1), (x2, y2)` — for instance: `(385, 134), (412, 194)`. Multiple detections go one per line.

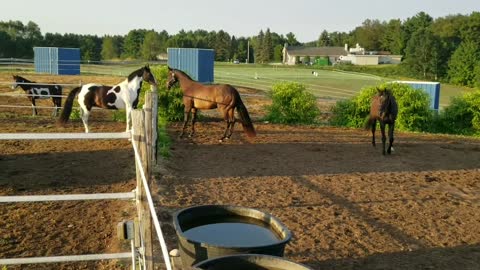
(166, 67), (256, 142)
(366, 88), (398, 155)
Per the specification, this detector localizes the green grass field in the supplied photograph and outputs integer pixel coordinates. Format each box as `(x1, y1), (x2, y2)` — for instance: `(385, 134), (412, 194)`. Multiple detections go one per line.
(214, 63), (384, 100)
(214, 63), (477, 108)
(1, 61), (476, 108)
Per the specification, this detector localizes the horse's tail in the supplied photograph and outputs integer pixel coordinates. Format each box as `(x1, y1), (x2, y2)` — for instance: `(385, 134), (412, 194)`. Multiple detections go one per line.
(58, 86), (81, 125)
(235, 91), (256, 138)
(365, 116), (375, 130)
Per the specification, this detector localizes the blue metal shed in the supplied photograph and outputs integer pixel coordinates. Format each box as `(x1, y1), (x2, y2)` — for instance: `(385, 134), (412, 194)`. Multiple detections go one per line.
(394, 81), (441, 110)
(167, 48), (214, 83)
(34, 47), (81, 75)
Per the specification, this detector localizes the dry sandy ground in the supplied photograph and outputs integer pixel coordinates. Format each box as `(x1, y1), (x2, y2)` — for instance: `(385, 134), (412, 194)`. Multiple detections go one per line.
(158, 121), (480, 270)
(1, 72), (480, 270)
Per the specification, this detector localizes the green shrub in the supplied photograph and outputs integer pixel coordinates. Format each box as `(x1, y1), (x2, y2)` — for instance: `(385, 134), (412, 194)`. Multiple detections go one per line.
(432, 90), (480, 135)
(140, 65), (184, 122)
(329, 83), (433, 132)
(138, 65), (183, 158)
(265, 82), (320, 124)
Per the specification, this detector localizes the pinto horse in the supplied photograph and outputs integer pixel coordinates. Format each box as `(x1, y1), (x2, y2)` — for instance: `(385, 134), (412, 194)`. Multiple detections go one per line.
(166, 67), (256, 142)
(366, 88), (398, 155)
(58, 65), (157, 133)
(11, 75), (63, 116)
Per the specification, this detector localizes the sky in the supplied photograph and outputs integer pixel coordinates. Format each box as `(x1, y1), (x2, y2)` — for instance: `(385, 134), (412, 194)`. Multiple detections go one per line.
(0, 0), (478, 42)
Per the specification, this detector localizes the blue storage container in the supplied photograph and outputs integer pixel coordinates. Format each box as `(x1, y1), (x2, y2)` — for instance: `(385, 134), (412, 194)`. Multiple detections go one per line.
(34, 47), (81, 75)
(167, 48), (214, 83)
(394, 81), (440, 110)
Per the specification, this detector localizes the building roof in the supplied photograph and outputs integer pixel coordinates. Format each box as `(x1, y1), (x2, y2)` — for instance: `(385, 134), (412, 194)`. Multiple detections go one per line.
(285, 46), (347, 57)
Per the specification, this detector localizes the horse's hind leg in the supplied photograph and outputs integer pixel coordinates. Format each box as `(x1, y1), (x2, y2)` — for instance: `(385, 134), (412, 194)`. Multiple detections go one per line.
(387, 123), (395, 154)
(380, 122), (387, 155)
(179, 109), (191, 138)
(226, 109), (236, 139)
(220, 120), (231, 142)
(371, 119), (377, 146)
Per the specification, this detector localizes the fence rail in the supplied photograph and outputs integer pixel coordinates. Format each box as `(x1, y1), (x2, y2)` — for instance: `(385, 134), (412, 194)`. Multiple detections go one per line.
(0, 132), (131, 140)
(0, 192), (135, 203)
(0, 91), (171, 270)
(0, 253), (133, 265)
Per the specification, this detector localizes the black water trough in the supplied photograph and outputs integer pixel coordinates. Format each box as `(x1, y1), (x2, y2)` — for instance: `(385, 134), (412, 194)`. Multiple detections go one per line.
(193, 254), (313, 270)
(173, 205), (292, 267)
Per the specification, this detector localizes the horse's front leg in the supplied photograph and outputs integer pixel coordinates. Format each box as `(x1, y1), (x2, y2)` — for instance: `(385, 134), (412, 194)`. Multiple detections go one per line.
(52, 98), (61, 117)
(30, 98), (37, 116)
(188, 108), (197, 137)
(125, 106), (132, 132)
(81, 108), (90, 133)
(380, 121), (387, 155)
(387, 123), (395, 154)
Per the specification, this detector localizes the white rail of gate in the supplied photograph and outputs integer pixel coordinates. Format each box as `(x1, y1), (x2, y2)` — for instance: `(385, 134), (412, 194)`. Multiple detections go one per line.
(0, 93), (172, 270)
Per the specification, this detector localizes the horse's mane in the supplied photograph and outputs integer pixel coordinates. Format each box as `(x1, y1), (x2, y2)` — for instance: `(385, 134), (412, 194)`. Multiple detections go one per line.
(127, 66), (148, 82)
(14, 75), (33, 83)
(172, 68), (194, 81)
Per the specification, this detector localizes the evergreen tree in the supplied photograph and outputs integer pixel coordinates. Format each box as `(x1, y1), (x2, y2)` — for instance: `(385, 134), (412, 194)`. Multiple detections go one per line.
(262, 28), (273, 62)
(381, 19), (403, 54)
(401, 12), (433, 54)
(273, 44), (283, 62)
(404, 28), (441, 79)
(122, 29), (147, 59)
(101, 36), (119, 60)
(317, 30), (331, 47)
(285, 32), (300, 46)
(447, 40), (480, 87)
(141, 31), (162, 60)
(254, 30), (264, 63)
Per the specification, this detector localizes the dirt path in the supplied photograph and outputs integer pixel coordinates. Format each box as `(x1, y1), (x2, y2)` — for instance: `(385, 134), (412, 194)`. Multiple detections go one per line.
(157, 121), (480, 270)
(1, 72), (480, 269)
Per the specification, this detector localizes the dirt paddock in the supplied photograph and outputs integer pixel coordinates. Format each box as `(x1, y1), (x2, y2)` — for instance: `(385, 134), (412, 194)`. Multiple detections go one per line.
(1, 73), (480, 269)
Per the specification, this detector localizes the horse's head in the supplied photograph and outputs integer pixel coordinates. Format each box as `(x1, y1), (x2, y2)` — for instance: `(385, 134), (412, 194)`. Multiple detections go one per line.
(166, 67), (178, 90)
(142, 65), (157, 86)
(11, 75), (22, 90)
(377, 88), (394, 120)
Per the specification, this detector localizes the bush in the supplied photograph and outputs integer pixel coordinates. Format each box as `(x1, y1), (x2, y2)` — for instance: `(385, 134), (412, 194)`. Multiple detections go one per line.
(431, 90), (480, 135)
(137, 65), (184, 158)
(330, 83), (433, 132)
(139, 65), (185, 122)
(265, 82), (320, 124)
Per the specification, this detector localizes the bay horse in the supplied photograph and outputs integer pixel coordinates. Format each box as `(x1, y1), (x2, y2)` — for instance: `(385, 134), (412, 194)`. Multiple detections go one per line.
(166, 67), (256, 142)
(11, 75), (63, 116)
(366, 88), (398, 155)
(58, 65), (157, 133)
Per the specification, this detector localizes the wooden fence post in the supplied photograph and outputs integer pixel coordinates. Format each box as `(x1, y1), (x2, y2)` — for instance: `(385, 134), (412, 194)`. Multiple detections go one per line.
(132, 109), (154, 270)
(144, 88), (158, 170)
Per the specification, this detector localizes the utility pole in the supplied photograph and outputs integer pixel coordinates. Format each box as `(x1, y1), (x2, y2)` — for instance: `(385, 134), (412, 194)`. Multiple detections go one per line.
(247, 40), (250, 64)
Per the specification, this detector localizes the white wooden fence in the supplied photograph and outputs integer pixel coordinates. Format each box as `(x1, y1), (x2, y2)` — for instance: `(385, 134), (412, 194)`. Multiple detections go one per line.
(0, 91), (171, 270)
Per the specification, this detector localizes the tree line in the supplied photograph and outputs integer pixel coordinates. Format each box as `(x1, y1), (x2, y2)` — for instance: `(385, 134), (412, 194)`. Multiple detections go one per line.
(0, 11), (479, 87)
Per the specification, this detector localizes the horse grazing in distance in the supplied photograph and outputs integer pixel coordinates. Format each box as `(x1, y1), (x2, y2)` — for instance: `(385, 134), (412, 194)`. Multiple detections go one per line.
(58, 65), (157, 133)
(11, 75), (63, 116)
(166, 66), (256, 142)
(366, 88), (398, 155)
